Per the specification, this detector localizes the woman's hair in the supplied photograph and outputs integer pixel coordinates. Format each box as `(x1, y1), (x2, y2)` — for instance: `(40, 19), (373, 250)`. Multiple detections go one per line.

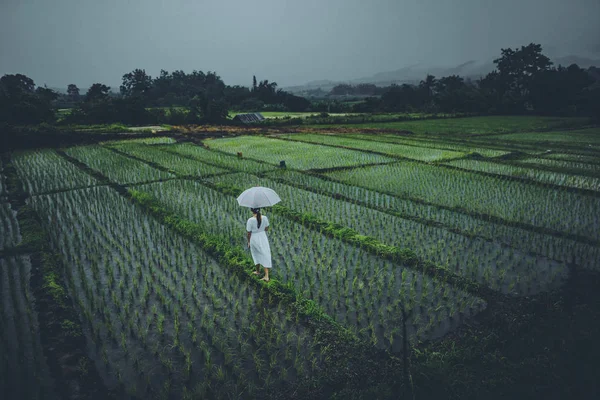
(251, 208), (262, 228)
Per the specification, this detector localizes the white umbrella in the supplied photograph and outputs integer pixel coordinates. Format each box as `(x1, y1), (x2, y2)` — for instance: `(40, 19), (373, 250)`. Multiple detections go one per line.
(236, 186), (281, 208)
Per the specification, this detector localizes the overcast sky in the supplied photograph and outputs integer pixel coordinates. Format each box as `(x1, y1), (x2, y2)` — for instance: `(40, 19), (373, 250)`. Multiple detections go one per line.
(1, 0), (599, 89)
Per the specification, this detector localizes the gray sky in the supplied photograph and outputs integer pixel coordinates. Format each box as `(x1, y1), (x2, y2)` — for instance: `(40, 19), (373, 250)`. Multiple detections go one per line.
(1, 0), (599, 89)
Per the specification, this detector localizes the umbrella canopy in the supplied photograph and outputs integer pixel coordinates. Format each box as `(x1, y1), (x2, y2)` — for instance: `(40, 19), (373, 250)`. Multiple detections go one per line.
(237, 186), (281, 208)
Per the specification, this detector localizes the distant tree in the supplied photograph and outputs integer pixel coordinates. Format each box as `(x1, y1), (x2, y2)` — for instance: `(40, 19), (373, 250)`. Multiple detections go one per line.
(238, 97), (264, 111)
(281, 92), (310, 112)
(35, 85), (59, 103)
(150, 70), (174, 105)
(351, 97), (381, 112)
(120, 69), (152, 98)
(112, 97), (149, 125)
(418, 74), (437, 111)
(494, 43), (552, 81)
(380, 84), (420, 112)
(0, 74), (55, 124)
(0, 74), (35, 95)
(255, 79), (278, 103)
(419, 74), (437, 97)
(530, 64), (595, 115)
(252, 75), (257, 92)
(434, 75), (468, 112)
(204, 99), (229, 123)
(85, 84), (111, 102)
(224, 85), (251, 107)
(493, 43), (553, 110)
(67, 84), (80, 101)
(65, 84), (114, 124)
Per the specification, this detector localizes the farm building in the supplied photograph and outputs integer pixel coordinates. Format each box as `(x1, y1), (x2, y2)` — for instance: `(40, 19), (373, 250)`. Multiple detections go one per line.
(232, 112), (265, 124)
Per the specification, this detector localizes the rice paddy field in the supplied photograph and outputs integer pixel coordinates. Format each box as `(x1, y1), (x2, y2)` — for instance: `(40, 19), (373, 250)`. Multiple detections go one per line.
(308, 115), (592, 136)
(1, 115), (599, 399)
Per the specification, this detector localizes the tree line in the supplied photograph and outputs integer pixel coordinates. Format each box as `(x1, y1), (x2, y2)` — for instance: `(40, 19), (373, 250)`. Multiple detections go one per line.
(330, 43), (600, 117)
(1, 43), (598, 127)
(0, 70), (310, 125)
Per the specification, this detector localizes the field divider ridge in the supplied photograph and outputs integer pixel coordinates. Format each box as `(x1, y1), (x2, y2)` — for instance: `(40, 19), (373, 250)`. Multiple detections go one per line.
(463, 137), (600, 157)
(154, 143), (258, 172)
(269, 135), (428, 163)
(389, 132), (600, 158)
(299, 169), (600, 248)
(306, 160), (402, 174)
(500, 157), (600, 179)
(102, 145), (237, 181)
(435, 158), (600, 197)
(463, 122), (600, 138)
(310, 132), (514, 157)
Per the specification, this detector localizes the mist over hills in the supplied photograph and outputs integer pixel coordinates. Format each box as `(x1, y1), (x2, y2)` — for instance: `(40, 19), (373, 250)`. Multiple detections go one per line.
(285, 53), (600, 94)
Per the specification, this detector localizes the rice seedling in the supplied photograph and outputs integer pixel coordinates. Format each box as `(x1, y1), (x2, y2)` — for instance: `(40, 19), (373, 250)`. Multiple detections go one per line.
(443, 159), (600, 192)
(0, 256), (56, 400)
(11, 149), (98, 194)
(107, 143), (229, 177)
(0, 203), (21, 250)
(159, 142), (275, 173)
(322, 162), (600, 241)
(28, 186), (323, 396)
(65, 145), (174, 184)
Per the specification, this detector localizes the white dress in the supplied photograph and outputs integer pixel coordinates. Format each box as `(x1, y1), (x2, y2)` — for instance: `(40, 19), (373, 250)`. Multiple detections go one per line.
(246, 216), (271, 268)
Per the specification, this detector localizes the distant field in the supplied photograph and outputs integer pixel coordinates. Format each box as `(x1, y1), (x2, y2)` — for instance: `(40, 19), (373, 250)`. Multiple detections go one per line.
(277, 133), (466, 161)
(306, 115), (593, 136)
(482, 127), (600, 148)
(206, 135), (395, 169)
(229, 111), (359, 119)
(344, 134), (512, 157)
(228, 112), (459, 121)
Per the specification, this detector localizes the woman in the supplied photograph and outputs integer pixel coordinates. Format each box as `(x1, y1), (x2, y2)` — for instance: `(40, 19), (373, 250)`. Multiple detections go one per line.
(246, 207), (271, 282)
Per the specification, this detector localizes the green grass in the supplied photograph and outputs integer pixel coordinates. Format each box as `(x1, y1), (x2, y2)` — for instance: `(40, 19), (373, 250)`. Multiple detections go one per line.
(306, 116), (592, 136)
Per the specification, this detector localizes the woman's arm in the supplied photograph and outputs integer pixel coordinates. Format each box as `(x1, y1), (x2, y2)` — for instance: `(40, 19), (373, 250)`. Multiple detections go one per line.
(247, 231), (251, 247)
(265, 226), (269, 232)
